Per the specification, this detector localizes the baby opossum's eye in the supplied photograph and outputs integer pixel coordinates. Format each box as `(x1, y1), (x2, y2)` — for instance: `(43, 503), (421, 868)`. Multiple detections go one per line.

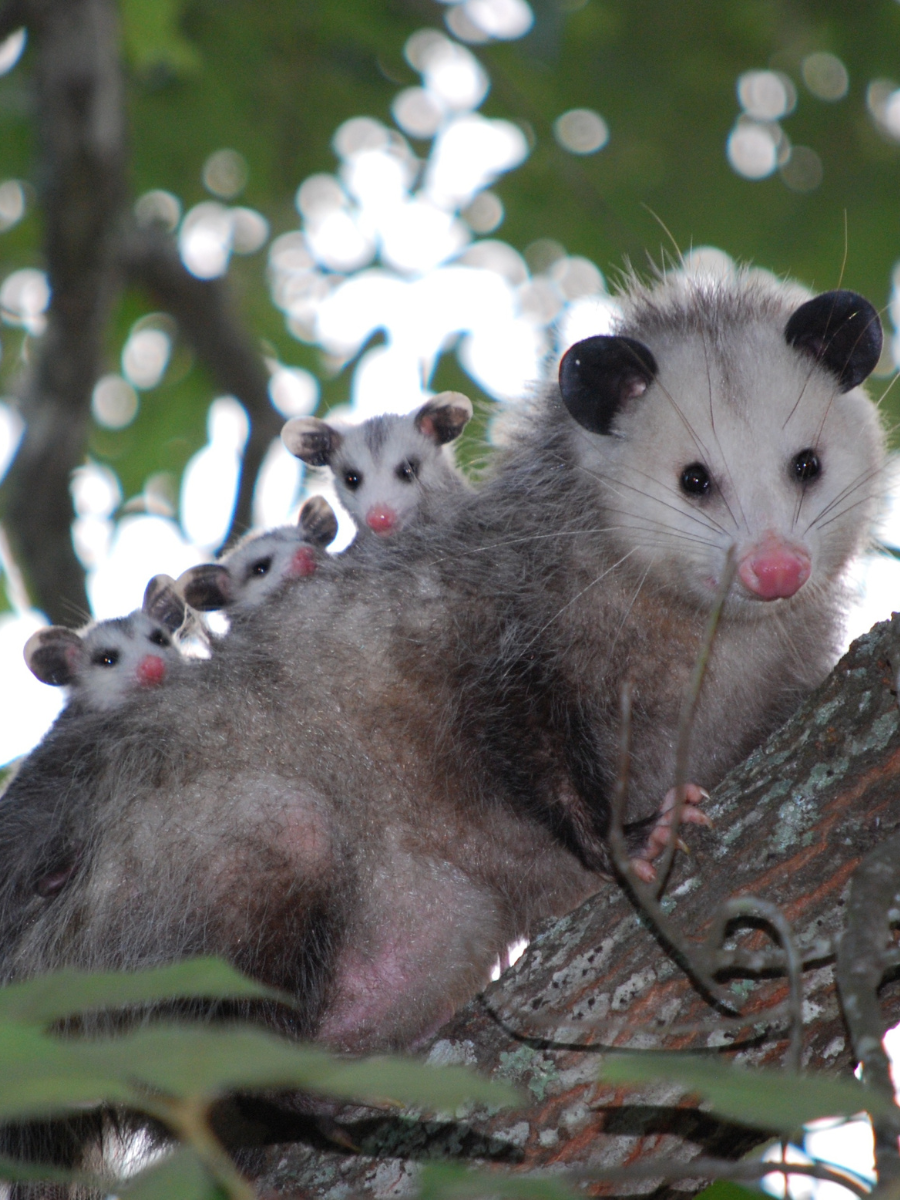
(91, 649), (120, 668)
(248, 556), (273, 578)
(148, 629), (170, 648)
(343, 470), (362, 491)
(396, 458), (420, 483)
(793, 449), (821, 483)
(680, 463), (712, 497)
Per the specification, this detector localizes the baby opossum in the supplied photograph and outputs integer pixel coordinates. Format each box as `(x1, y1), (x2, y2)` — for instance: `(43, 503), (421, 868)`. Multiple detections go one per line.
(176, 495), (338, 620)
(0, 274), (885, 1071)
(23, 575), (187, 712)
(281, 391), (473, 538)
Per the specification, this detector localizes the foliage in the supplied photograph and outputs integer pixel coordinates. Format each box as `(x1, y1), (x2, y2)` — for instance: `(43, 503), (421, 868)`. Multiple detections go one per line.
(0, 958), (519, 1200)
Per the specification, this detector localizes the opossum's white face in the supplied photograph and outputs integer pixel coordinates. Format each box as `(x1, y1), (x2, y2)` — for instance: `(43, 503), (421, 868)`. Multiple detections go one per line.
(225, 526), (322, 607)
(77, 614), (179, 707)
(330, 418), (460, 538)
(564, 286), (885, 615)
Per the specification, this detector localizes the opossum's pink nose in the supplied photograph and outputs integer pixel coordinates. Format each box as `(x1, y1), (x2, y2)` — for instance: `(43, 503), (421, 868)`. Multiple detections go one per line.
(366, 506), (397, 535)
(289, 546), (317, 577)
(738, 542), (811, 600)
(137, 654), (167, 686)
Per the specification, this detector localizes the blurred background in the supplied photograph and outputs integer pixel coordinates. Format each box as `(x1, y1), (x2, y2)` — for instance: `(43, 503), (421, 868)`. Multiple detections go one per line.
(0, 0), (899, 762)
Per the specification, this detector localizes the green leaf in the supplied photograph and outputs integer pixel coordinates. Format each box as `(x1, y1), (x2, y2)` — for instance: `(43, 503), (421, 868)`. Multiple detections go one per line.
(68, 1025), (519, 1111)
(120, 0), (201, 74)
(118, 1148), (222, 1200)
(418, 1162), (580, 1200)
(0, 1155), (88, 1186)
(0, 1024), (133, 1118)
(693, 1183), (762, 1200)
(0, 959), (290, 1026)
(599, 1054), (898, 1134)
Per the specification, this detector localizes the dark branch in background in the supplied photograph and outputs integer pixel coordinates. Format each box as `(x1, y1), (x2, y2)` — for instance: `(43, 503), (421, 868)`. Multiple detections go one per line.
(836, 830), (900, 1187)
(0, 2), (283, 619)
(122, 224), (284, 550)
(0, 0), (126, 624)
(0, 0), (27, 42)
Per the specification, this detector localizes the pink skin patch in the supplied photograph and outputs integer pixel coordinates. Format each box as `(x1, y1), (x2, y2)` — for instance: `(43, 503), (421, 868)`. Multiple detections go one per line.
(136, 654), (167, 687)
(738, 539), (811, 600)
(288, 546), (318, 577)
(630, 783), (712, 884)
(365, 506), (398, 536)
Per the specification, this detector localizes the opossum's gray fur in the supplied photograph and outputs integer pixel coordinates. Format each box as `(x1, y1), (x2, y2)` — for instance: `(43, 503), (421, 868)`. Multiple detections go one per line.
(0, 271), (885, 1064)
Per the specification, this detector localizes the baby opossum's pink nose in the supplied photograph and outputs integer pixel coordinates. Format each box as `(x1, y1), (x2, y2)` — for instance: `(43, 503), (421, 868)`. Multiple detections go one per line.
(137, 654), (167, 686)
(289, 546), (317, 577)
(738, 542), (811, 600)
(366, 506), (397, 535)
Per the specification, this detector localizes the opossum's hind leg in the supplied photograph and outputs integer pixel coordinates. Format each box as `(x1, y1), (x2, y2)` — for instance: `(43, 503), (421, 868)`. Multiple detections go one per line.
(629, 784), (711, 883)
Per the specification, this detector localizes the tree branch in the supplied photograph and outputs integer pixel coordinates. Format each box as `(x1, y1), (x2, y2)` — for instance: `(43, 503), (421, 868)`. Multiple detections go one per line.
(122, 223), (284, 549)
(0, 0), (125, 623)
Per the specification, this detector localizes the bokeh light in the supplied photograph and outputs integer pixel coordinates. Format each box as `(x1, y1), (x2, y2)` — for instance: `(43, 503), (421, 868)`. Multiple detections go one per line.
(802, 53), (849, 101)
(553, 108), (609, 154)
(0, 28), (25, 76)
(91, 375), (139, 429)
(0, 180), (25, 231)
(0, 268), (50, 335)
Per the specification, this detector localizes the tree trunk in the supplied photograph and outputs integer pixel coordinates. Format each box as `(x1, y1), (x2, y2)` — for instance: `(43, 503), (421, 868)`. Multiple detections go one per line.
(252, 613), (900, 1198)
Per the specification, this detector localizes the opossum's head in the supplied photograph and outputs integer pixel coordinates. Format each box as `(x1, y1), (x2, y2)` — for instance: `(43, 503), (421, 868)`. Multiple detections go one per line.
(24, 575), (186, 709)
(282, 392), (472, 537)
(177, 495), (338, 614)
(559, 281), (885, 614)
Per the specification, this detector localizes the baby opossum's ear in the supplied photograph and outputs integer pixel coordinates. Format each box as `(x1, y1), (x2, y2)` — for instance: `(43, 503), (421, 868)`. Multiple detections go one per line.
(299, 495), (339, 547)
(281, 417), (343, 466)
(558, 336), (658, 434)
(415, 392), (473, 444)
(24, 627), (84, 686)
(176, 564), (233, 612)
(784, 290), (882, 392)
(142, 574), (186, 633)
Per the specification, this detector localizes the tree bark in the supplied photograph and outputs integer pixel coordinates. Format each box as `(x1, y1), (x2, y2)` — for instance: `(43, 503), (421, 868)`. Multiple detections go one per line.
(252, 614), (900, 1198)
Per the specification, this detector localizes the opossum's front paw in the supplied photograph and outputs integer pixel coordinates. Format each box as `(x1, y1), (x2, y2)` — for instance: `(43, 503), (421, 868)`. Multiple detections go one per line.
(629, 784), (711, 883)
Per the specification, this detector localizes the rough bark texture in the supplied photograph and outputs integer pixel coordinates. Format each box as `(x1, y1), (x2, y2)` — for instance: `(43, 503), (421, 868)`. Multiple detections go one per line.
(251, 614), (900, 1199)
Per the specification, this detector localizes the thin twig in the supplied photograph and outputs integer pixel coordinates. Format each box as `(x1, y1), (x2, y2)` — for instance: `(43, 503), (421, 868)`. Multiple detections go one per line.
(655, 547), (737, 894)
(703, 897), (804, 1070)
(607, 679), (737, 1012)
(836, 831), (900, 1185)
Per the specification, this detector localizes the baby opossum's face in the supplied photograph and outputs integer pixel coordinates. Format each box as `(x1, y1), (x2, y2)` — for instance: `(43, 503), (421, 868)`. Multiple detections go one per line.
(177, 495), (338, 616)
(281, 393), (472, 539)
(25, 612), (179, 711)
(330, 419), (454, 537)
(562, 286), (885, 615)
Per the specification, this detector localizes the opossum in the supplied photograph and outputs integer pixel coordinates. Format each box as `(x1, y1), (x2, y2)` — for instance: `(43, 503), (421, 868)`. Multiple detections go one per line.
(176, 495), (338, 620)
(281, 391), (472, 538)
(22, 575), (187, 713)
(0, 274), (885, 1071)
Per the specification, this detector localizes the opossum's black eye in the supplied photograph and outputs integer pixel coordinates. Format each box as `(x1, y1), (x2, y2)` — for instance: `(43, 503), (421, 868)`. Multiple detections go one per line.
(91, 648), (120, 668)
(396, 458), (420, 483)
(793, 449), (820, 482)
(680, 463), (711, 497)
(249, 556), (273, 578)
(343, 470), (362, 491)
(148, 629), (170, 648)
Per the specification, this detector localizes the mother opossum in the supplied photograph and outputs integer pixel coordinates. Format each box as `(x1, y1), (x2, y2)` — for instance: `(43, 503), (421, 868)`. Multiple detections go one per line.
(0, 271), (885, 1054)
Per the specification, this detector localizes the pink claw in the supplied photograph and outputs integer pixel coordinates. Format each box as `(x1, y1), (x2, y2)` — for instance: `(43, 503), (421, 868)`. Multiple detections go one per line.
(632, 783), (712, 874)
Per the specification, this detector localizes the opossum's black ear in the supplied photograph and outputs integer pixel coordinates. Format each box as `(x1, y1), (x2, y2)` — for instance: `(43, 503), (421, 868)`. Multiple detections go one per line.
(24, 627), (84, 686)
(281, 417), (343, 467)
(299, 495), (339, 547)
(177, 564), (233, 612)
(785, 290), (882, 392)
(143, 574), (186, 633)
(559, 336), (658, 434)
(415, 392), (473, 444)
